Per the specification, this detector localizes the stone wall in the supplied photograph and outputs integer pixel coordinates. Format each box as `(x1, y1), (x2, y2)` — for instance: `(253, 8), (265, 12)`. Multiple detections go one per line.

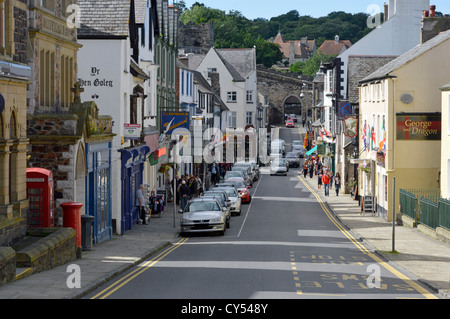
(0, 247), (16, 286)
(178, 21), (214, 55)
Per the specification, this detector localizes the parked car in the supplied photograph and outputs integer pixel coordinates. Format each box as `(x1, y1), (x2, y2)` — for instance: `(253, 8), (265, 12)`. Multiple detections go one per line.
(224, 177), (252, 204)
(201, 190), (231, 227)
(285, 119), (295, 128)
(214, 186), (241, 215)
(226, 168), (252, 187)
(270, 158), (288, 176)
(285, 151), (300, 168)
(234, 161), (258, 181)
(289, 114), (298, 122)
(180, 197), (227, 236)
(232, 166), (254, 185)
(292, 145), (304, 158)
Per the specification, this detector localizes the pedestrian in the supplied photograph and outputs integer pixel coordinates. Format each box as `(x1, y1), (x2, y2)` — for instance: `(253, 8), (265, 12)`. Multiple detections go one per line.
(317, 169), (323, 190)
(322, 171), (331, 196)
(189, 176), (197, 198)
(334, 172), (341, 196)
(195, 175), (202, 196)
(211, 162), (218, 184)
(303, 161), (308, 178)
(136, 184), (148, 224)
(179, 180), (190, 211)
(308, 161), (314, 179)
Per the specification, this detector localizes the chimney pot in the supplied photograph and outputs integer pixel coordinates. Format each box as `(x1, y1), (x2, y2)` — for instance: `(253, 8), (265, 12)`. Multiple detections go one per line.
(430, 5), (436, 17)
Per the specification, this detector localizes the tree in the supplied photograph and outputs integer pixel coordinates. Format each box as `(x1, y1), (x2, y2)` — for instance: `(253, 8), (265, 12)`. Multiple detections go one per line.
(290, 51), (336, 77)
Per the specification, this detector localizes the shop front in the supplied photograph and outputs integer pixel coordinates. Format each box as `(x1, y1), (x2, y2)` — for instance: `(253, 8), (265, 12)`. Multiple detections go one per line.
(85, 141), (113, 244)
(119, 145), (150, 233)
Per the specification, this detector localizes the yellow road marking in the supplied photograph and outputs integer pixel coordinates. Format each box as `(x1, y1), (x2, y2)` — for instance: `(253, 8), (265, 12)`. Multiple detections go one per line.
(90, 237), (189, 299)
(297, 175), (438, 299)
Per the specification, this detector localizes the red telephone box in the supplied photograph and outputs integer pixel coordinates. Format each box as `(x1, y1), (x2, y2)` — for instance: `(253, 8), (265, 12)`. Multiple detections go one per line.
(26, 168), (55, 228)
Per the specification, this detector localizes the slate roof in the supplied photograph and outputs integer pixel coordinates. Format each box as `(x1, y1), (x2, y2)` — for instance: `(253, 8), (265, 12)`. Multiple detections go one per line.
(214, 48), (255, 82)
(78, 0), (131, 38)
(319, 40), (352, 56)
(362, 29), (450, 83)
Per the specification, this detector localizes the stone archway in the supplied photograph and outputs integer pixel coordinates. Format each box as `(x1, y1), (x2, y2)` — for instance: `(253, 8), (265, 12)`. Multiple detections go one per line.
(282, 95), (302, 119)
(257, 65), (312, 125)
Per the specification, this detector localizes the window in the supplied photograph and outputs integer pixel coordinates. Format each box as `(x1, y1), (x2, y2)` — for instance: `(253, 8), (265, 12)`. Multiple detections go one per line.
(246, 112), (253, 125)
(61, 55), (73, 108)
(39, 49), (55, 108)
(230, 112), (237, 127)
(246, 90), (253, 103)
(42, 0), (55, 11)
(227, 91), (237, 103)
(0, 1), (4, 50)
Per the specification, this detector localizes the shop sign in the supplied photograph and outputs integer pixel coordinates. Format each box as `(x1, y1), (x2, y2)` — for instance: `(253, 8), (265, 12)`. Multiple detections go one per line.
(396, 113), (441, 140)
(124, 123), (141, 140)
(161, 112), (190, 135)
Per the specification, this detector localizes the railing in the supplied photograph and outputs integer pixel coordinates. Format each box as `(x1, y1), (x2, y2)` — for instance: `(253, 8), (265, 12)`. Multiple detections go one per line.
(420, 197), (439, 229)
(400, 188), (449, 230)
(439, 198), (450, 231)
(399, 189), (418, 221)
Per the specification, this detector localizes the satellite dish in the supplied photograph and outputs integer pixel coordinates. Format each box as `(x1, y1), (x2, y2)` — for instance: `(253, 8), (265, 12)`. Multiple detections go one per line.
(401, 93), (413, 104)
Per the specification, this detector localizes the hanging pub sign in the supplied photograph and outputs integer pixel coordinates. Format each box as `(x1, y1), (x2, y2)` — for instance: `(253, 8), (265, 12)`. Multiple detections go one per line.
(396, 113), (441, 140)
(344, 116), (358, 138)
(338, 101), (352, 120)
(161, 111), (190, 135)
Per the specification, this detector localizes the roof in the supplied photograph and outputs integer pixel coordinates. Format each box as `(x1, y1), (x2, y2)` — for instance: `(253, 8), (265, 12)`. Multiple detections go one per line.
(135, 0), (147, 24)
(362, 29), (450, 83)
(319, 40), (352, 56)
(272, 32), (316, 60)
(214, 48), (256, 82)
(78, 0), (131, 38)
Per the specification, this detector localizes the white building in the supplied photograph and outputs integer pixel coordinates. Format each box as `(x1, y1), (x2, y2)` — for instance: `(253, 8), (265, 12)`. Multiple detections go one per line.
(196, 48), (258, 130)
(77, 0), (163, 235)
(338, 0), (430, 100)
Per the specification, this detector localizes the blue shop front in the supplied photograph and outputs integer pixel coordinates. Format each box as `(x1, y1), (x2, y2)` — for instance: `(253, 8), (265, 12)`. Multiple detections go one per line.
(85, 141), (113, 244)
(119, 145), (150, 233)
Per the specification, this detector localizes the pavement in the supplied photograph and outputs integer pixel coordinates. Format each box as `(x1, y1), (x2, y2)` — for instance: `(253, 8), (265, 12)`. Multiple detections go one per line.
(300, 171), (450, 299)
(0, 138), (450, 299)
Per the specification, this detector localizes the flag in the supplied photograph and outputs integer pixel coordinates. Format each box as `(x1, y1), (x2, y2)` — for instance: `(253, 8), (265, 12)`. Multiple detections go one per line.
(149, 150), (159, 166)
(361, 121), (367, 150)
(304, 132), (308, 148)
(306, 145), (317, 156)
(379, 117), (386, 151)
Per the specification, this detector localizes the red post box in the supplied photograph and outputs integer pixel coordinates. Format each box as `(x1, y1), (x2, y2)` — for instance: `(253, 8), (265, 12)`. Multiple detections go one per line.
(61, 202), (84, 258)
(26, 168), (55, 228)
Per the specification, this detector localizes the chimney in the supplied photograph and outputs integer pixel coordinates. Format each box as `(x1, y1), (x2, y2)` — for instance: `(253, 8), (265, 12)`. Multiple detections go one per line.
(335, 35), (339, 44)
(384, 3), (389, 22)
(209, 71), (220, 97)
(430, 5), (436, 17)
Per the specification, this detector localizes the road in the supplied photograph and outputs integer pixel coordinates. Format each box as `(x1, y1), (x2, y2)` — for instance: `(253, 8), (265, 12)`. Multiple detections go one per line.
(85, 124), (438, 301)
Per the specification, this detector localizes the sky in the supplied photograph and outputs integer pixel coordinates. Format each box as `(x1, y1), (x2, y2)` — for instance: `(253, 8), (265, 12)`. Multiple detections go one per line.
(179, 0), (450, 20)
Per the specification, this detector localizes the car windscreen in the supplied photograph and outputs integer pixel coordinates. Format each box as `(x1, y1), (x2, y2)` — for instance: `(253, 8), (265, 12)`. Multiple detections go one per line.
(186, 201), (220, 212)
(216, 188), (237, 197)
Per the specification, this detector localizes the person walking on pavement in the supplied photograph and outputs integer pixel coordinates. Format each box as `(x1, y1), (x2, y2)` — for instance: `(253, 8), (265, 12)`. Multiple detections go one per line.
(211, 162), (218, 185)
(317, 169), (323, 190)
(136, 184), (148, 224)
(303, 161), (308, 178)
(179, 180), (190, 211)
(322, 171), (331, 196)
(334, 172), (341, 196)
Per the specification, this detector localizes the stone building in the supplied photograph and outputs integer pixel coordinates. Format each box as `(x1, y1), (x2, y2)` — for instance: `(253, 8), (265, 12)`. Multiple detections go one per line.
(26, 0), (115, 245)
(0, 0), (32, 246)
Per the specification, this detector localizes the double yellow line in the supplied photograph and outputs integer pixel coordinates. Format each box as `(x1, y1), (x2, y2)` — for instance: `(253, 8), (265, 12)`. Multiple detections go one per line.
(297, 175), (438, 299)
(90, 237), (188, 299)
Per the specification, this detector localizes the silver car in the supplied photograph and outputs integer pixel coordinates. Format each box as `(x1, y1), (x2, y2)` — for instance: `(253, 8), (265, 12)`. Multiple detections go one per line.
(214, 187), (242, 215)
(180, 198), (227, 236)
(201, 191), (231, 228)
(270, 158), (288, 176)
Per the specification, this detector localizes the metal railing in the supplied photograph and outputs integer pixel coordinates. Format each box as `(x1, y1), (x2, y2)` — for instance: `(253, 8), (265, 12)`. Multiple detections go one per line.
(400, 188), (449, 230)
